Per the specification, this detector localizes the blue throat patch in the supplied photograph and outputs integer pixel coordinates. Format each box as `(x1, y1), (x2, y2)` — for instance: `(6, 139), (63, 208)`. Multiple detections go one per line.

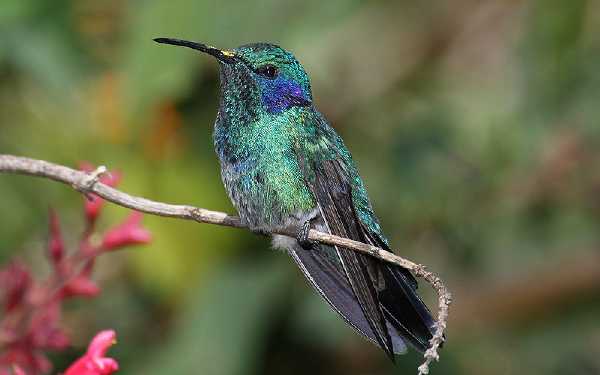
(259, 77), (310, 114)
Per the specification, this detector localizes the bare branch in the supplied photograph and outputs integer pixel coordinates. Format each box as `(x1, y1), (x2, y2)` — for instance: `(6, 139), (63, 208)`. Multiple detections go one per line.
(0, 154), (451, 374)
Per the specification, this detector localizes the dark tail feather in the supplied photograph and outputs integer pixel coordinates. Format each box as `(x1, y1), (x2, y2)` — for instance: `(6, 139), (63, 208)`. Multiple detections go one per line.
(288, 245), (409, 354)
(379, 264), (436, 352)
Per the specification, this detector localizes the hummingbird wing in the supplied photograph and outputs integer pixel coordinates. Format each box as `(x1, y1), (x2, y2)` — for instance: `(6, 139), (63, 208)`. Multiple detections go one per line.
(306, 158), (396, 359)
(291, 123), (435, 357)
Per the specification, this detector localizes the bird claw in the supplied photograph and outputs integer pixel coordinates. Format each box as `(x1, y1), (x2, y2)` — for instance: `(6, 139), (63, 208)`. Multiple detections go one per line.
(250, 227), (270, 237)
(296, 220), (316, 250)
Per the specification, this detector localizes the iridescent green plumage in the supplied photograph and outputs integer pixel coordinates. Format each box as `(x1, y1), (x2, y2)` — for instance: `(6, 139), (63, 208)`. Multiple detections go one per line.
(155, 38), (436, 359)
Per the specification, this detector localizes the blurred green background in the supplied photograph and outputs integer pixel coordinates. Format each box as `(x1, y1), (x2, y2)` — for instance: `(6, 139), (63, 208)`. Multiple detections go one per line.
(2, 0), (600, 374)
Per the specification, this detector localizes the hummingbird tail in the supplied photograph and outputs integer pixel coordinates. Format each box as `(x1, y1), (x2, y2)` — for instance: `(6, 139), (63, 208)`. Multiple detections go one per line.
(379, 264), (437, 352)
(287, 241), (437, 355)
(287, 243), (410, 355)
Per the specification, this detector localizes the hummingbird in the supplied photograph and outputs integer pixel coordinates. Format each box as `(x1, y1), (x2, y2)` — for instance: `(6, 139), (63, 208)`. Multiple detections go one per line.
(154, 37), (436, 359)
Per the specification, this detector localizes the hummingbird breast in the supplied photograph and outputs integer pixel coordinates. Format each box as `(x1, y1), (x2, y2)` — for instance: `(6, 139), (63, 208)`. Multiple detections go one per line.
(213, 108), (317, 232)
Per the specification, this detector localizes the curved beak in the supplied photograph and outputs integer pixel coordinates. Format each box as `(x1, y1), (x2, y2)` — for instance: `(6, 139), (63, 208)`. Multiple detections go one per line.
(153, 37), (236, 64)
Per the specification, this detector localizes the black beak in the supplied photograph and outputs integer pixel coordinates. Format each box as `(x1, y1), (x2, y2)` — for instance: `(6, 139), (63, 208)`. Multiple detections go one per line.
(153, 38), (236, 64)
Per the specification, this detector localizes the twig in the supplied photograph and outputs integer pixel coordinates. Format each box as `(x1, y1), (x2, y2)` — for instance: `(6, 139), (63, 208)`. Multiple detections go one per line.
(0, 154), (451, 374)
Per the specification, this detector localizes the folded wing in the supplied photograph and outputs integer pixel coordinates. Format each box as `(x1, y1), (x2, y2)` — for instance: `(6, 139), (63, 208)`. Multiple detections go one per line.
(292, 156), (435, 357)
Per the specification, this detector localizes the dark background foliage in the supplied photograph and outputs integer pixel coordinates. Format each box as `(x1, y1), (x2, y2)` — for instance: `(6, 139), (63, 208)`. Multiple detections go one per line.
(1, 0), (600, 374)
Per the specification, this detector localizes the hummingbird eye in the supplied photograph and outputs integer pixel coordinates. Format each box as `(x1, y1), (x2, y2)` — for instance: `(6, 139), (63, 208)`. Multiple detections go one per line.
(256, 64), (278, 79)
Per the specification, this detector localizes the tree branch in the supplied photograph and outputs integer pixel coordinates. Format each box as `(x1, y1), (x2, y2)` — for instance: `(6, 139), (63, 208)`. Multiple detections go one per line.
(0, 154), (451, 374)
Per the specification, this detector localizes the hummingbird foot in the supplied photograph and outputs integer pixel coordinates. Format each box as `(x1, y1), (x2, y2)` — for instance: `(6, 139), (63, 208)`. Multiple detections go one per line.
(250, 227), (270, 237)
(296, 220), (317, 250)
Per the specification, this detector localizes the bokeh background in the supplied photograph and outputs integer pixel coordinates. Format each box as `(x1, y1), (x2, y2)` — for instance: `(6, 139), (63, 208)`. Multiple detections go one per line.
(2, 0), (600, 374)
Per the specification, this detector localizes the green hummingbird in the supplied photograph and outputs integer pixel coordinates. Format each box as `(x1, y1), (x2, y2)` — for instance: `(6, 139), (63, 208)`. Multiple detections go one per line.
(154, 37), (436, 359)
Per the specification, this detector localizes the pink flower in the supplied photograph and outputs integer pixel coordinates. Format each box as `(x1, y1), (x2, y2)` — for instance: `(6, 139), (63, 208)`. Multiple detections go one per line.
(64, 330), (119, 375)
(101, 212), (151, 251)
(1, 167), (150, 375)
(79, 163), (121, 225)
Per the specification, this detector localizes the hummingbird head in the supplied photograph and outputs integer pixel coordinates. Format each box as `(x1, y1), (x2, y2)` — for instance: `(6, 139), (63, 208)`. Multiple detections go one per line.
(154, 38), (313, 116)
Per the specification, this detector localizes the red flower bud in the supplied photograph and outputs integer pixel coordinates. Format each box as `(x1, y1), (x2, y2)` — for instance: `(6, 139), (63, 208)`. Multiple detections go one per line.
(0, 335), (53, 374)
(29, 302), (69, 350)
(79, 162), (121, 225)
(64, 276), (100, 298)
(0, 262), (31, 312)
(101, 212), (151, 251)
(64, 330), (119, 375)
(84, 195), (104, 226)
(48, 208), (64, 264)
(61, 260), (100, 298)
